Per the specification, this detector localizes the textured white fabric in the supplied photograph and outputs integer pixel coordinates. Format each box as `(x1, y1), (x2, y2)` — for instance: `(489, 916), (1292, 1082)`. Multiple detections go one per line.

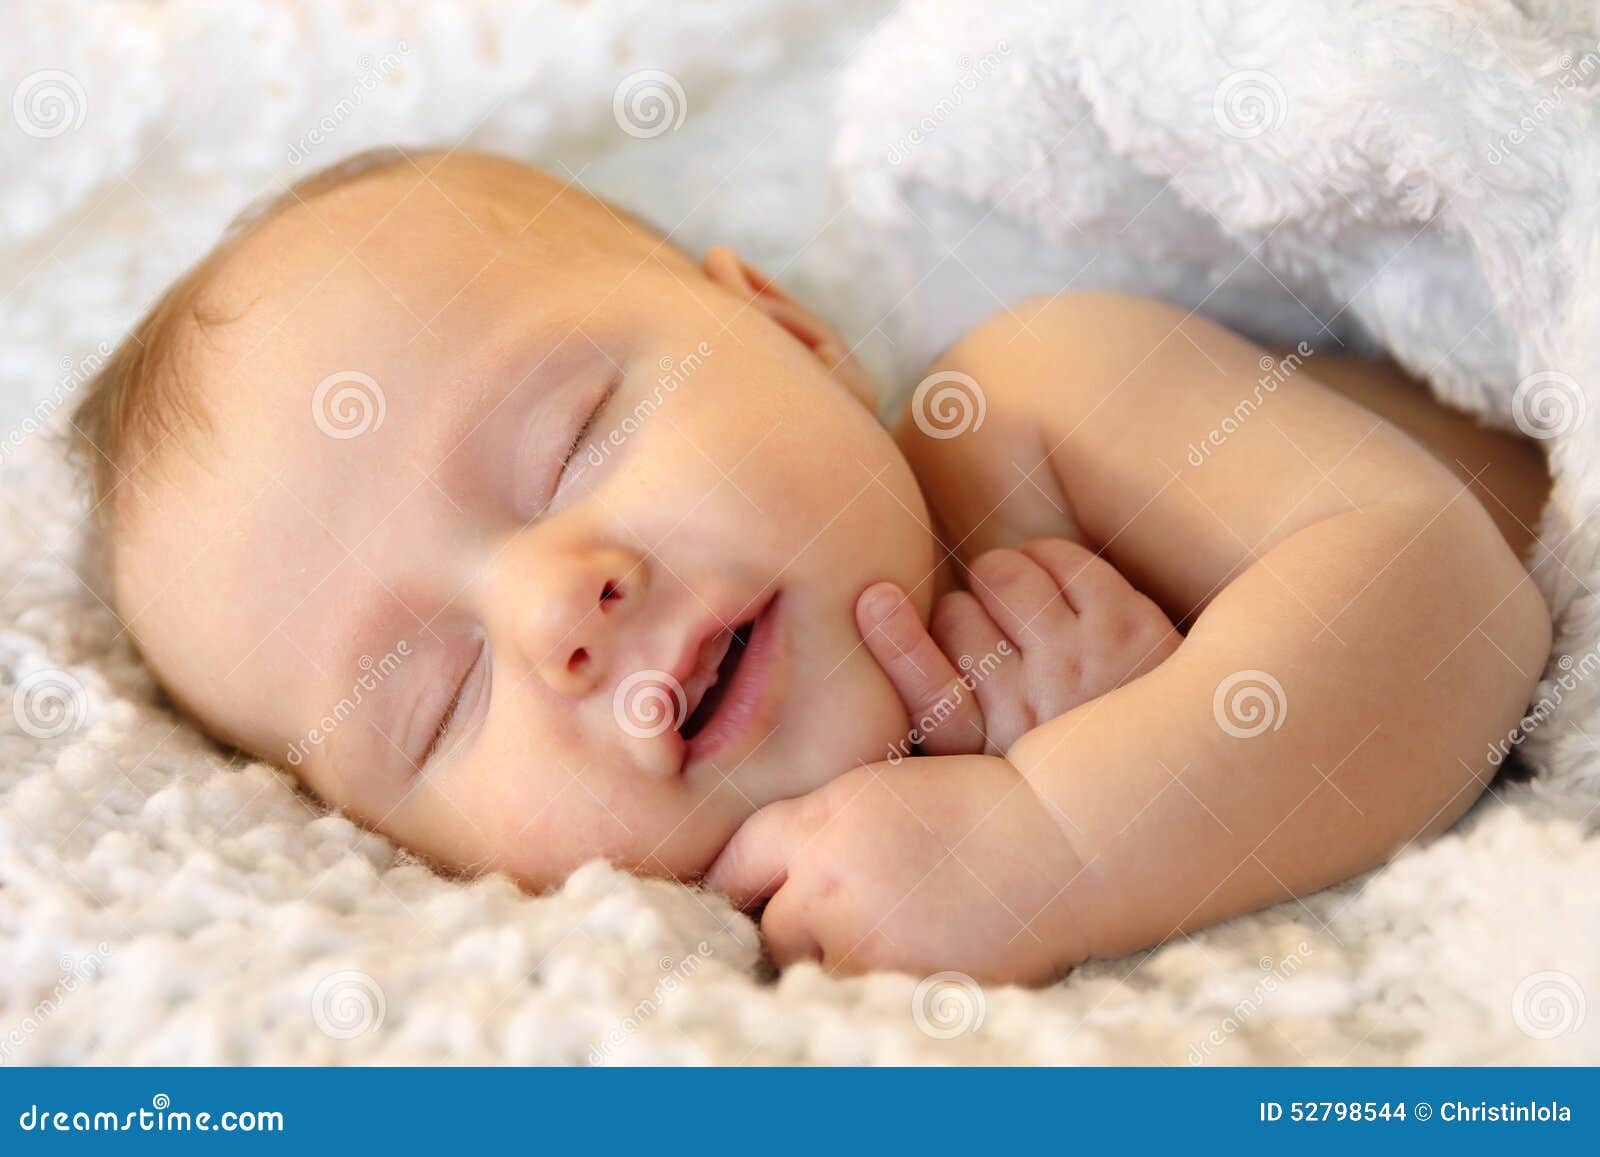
(2, 0), (1597, 1064)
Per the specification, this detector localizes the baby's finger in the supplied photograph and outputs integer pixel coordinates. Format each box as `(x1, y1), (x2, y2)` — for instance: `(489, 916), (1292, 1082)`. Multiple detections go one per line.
(931, 591), (1031, 753)
(856, 582), (986, 756)
(703, 798), (804, 910)
(757, 884), (825, 968)
(966, 548), (1075, 649)
(1019, 538), (1130, 613)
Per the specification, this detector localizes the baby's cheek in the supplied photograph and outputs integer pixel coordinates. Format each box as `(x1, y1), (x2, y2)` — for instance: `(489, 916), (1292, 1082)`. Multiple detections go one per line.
(490, 767), (723, 883)
(790, 641), (911, 788)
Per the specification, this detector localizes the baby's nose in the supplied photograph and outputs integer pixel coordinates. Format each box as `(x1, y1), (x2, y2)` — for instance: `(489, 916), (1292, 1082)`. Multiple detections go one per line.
(525, 550), (646, 698)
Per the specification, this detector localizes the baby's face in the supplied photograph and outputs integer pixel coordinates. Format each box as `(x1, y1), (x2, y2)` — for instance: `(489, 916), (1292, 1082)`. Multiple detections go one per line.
(118, 156), (933, 886)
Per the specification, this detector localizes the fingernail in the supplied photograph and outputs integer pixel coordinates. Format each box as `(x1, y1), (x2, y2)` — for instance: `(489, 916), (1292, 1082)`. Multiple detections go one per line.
(863, 583), (902, 622)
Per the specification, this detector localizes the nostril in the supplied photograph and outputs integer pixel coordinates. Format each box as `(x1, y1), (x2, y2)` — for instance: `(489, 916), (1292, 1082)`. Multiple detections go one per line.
(567, 648), (591, 674)
(599, 579), (621, 607)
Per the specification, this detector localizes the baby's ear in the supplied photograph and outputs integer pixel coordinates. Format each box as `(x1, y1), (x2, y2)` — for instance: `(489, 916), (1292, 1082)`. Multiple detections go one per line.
(702, 245), (876, 412)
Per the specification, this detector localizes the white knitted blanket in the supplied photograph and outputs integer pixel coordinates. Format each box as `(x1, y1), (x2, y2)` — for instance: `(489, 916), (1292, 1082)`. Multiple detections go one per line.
(2, 0), (1597, 1064)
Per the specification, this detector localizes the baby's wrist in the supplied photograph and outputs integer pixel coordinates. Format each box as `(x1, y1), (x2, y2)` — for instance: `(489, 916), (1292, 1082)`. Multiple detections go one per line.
(995, 755), (1103, 971)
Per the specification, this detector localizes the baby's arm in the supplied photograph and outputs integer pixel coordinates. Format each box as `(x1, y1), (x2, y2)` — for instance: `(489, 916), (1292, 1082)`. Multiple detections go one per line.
(903, 292), (1551, 952)
(710, 293), (1550, 980)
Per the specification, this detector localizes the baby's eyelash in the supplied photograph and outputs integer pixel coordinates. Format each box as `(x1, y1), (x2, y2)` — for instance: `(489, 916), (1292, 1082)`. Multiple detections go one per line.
(562, 408), (601, 468)
(560, 379), (619, 471)
(420, 644), (485, 769)
(419, 679), (465, 769)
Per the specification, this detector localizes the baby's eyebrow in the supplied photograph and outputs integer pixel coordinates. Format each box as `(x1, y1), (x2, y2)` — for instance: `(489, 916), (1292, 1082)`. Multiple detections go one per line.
(431, 328), (579, 471)
(429, 325), (622, 500)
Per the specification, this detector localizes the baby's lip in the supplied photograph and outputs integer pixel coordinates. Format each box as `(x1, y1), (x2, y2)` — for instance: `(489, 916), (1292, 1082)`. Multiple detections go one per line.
(678, 629), (736, 724)
(667, 590), (775, 700)
(662, 588), (779, 772)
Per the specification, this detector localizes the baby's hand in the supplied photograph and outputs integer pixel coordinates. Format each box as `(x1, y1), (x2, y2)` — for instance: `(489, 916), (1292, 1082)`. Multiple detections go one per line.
(856, 538), (1180, 755)
(704, 755), (1088, 982)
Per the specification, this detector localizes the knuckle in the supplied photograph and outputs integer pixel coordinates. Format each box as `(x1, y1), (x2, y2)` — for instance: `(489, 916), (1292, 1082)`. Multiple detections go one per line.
(1032, 535), (1091, 561)
(1027, 535), (1094, 571)
(970, 547), (1031, 586)
(786, 788), (838, 832)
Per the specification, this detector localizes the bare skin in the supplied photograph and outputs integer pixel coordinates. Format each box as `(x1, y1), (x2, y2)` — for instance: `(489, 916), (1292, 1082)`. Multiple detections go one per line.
(710, 292), (1552, 981)
(1292, 350), (1550, 558)
(110, 153), (1552, 985)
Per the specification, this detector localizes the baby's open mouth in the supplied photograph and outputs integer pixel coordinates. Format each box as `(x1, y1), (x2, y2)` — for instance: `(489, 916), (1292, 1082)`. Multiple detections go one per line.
(680, 619), (754, 741)
(673, 594), (782, 766)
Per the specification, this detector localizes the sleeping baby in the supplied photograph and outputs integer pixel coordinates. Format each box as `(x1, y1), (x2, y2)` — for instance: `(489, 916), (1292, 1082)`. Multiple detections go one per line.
(72, 148), (1551, 983)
